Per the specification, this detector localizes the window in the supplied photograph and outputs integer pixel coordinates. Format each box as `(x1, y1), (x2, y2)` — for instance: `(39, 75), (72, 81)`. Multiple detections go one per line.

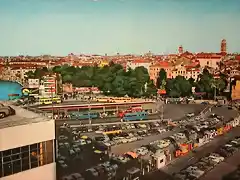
(12, 160), (21, 174)
(21, 157), (30, 171)
(0, 140), (54, 178)
(3, 162), (12, 176)
(0, 152), (2, 177)
(160, 159), (164, 163)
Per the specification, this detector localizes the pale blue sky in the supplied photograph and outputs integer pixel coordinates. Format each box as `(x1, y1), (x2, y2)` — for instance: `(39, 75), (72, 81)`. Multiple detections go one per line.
(0, 0), (240, 56)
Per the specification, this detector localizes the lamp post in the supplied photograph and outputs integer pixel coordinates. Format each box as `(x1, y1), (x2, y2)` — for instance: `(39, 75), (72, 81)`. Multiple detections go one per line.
(51, 86), (54, 119)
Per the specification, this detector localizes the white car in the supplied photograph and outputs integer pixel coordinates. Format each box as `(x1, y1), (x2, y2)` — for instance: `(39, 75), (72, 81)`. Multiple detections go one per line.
(77, 139), (86, 145)
(136, 147), (148, 156)
(184, 166), (199, 173)
(189, 170), (204, 178)
(187, 113), (195, 117)
(157, 128), (166, 133)
(121, 138), (128, 144)
(138, 124), (147, 128)
(208, 155), (224, 163)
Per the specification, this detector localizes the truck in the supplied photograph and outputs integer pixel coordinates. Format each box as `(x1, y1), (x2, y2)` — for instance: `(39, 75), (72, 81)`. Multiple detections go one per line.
(0, 104), (16, 118)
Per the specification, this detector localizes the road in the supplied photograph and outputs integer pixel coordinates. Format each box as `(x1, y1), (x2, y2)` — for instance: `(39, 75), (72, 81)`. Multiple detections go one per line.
(111, 128), (182, 154)
(55, 114), (160, 125)
(161, 126), (240, 175)
(200, 151), (240, 180)
(55, 104), (206, 126)
(210, 106), (239, 120)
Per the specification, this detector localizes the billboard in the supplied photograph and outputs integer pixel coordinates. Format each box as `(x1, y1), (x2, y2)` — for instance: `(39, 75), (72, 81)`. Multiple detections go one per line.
(74, 87), (101, 94)
(28, 79), (40, 88)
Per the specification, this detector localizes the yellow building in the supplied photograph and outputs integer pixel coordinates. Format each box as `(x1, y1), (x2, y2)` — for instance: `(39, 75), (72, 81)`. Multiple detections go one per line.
(232, 76), (240, 100)
(99, 60), (109, 67)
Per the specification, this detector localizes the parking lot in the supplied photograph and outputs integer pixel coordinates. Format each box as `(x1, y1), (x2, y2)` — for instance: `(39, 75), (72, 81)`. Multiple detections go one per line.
(56, 105), (239, 180)
(173, 135), (240, 180)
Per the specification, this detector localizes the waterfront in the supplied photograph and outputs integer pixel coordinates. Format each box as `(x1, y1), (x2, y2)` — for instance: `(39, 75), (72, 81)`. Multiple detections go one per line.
(0, 80), (22, 100)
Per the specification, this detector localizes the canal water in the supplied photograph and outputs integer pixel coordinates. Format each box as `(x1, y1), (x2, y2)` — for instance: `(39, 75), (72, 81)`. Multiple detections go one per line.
(0, 80), (22, 100)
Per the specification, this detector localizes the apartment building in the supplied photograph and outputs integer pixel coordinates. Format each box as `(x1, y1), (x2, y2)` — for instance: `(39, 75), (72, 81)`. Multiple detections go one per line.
(149, 61), (172, 84)
(126, 59), (152, 72)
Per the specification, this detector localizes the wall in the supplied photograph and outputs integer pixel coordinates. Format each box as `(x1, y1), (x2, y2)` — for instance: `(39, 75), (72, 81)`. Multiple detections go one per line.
(197, 58), (221, 69)
(232, 80), (240, 100)
(63, 83), (73, 93)
(0, 120), (55, 151)
(126, 62), (151, 72)
(1, 163), (56, 180)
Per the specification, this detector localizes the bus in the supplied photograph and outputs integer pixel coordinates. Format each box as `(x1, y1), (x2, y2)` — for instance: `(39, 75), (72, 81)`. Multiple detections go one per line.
(70, 112), (99, 120)
(39, 97), (62, 105)
(123, 112), (148, 121)
(103, 130), (122, 135)
(118, 106), (143, 118)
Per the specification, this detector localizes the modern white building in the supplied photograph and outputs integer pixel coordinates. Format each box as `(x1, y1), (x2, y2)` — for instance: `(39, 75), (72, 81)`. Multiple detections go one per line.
(0, 104), (56, 180)
(40, 75), (57, 97)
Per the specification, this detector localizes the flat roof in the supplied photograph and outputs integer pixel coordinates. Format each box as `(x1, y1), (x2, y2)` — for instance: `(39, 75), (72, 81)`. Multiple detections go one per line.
(0, 102), (53, 129)
(38, 100), (155, 109)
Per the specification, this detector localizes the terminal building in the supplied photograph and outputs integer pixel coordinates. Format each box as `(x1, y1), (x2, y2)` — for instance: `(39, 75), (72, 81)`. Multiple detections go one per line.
(0, 104), (56, 180)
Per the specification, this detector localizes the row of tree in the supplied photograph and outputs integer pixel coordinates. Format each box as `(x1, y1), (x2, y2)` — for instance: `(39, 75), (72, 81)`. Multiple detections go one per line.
(25, 64), (228, 98)
(156, 68), (227, 99)
(25, 63), (157, 97)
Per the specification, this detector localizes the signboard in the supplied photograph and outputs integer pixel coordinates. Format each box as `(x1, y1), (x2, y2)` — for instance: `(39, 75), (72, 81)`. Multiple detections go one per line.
(192, 87), (196, 93)
(74, 87), (101, 94)
(28, 79), (39, 88)
(22, 88), (30, 96)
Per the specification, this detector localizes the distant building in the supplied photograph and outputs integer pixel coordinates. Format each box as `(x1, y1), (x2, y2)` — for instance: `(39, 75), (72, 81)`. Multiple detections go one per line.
(126, 59), (151, 72)
(178, 45), (183, 54)
(99, 60), (109, 68)
(196, 53), (222, 69)
(149, 61), (172, 84)
(40, 75), (57, 97)
(221, 39), (227, 54)
(62, 83), (73, 93)
(231, 76), (240, 100)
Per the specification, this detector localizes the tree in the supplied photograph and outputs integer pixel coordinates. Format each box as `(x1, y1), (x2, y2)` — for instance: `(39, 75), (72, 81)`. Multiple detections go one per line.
(24, 71), (35, 79)
(156, 69), (167, 89)
(144, 80), (157, 97)
(62, 74), (72, 83)
(165, 76), (192, 97)
(196, 68), (213, 98)
(24, 63), (158, 98)
(213, 78), (226, 96)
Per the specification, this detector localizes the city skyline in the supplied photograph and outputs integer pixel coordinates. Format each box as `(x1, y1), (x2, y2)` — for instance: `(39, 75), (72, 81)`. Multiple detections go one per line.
(0, 0), (240, 56)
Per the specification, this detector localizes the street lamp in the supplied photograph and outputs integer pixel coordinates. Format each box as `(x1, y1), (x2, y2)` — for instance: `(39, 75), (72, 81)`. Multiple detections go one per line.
(51, 86), (54, 119)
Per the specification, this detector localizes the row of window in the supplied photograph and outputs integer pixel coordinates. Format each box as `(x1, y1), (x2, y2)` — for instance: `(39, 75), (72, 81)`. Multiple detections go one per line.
(0, 140), (54, 178)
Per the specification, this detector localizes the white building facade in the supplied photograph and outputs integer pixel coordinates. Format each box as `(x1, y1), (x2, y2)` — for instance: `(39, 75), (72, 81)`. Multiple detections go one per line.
(0, 120), (56, 180)
(126, 59), (152, 73)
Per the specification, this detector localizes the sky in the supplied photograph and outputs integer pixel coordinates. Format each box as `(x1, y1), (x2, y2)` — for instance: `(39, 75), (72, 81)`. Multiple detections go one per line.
(0, 0), (240, 56)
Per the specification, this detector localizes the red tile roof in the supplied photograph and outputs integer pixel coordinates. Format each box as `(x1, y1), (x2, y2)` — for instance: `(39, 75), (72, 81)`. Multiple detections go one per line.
(151, 61), (171, 68)
(196, 52), (222, 59)
(235, 55), (240, 61)
(132, 59), (150, 64)
(186, 68), (200, 72)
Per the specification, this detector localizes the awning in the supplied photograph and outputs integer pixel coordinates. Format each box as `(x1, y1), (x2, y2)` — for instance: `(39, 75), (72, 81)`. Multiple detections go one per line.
(125, 151), (138, 159)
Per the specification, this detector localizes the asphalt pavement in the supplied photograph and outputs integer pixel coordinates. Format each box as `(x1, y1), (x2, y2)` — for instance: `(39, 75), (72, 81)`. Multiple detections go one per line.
(55, 104), (206, 126)
(111, 128), (181, 155)
(161, 126), (240, 175)
(199, 151), (240, 180)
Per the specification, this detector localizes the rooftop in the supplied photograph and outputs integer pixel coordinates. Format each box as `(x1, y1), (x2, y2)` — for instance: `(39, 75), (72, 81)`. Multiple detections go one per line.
(0, 101), (52, 129)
